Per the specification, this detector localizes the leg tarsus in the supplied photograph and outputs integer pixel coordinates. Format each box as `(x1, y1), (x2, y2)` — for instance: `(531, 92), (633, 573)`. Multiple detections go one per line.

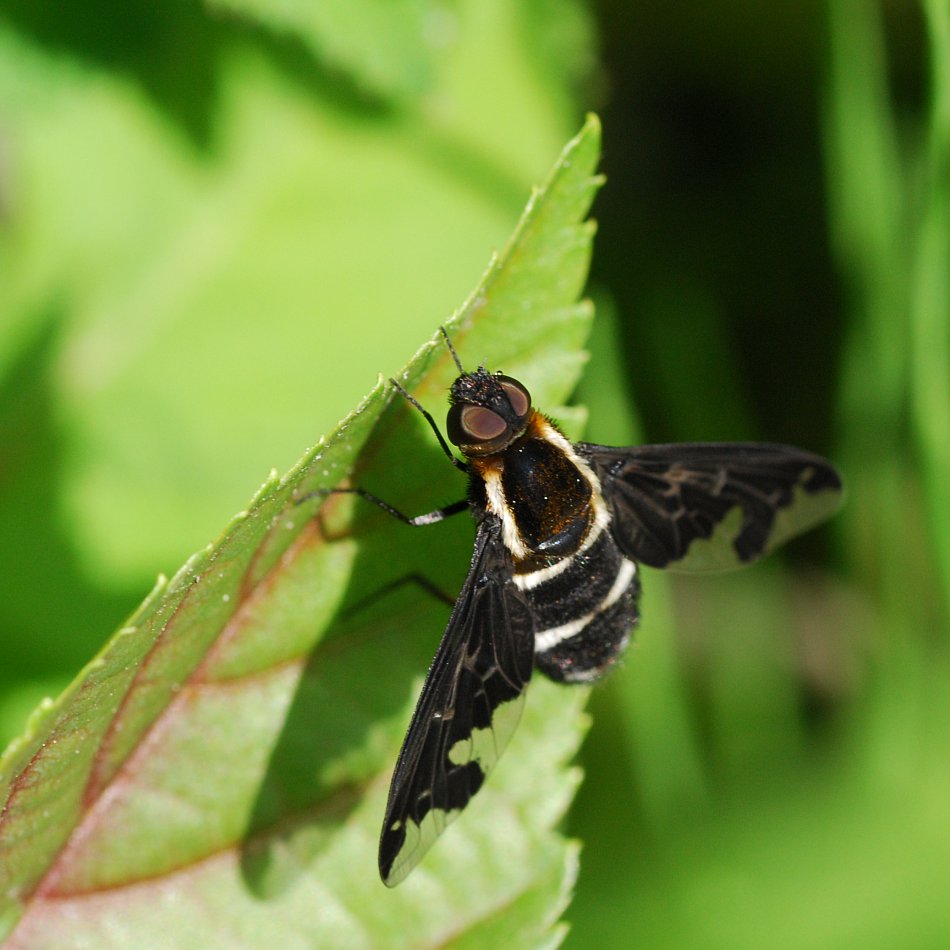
(295, 487), (468, 526)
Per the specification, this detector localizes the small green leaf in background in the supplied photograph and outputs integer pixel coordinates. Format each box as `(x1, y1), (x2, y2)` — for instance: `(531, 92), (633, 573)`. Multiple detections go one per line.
(0, 116), (602, 947)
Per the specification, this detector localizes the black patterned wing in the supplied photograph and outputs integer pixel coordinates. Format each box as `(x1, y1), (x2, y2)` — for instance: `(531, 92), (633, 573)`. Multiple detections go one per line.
(378, 516), (536, 887)
(578, 442), (843, 572)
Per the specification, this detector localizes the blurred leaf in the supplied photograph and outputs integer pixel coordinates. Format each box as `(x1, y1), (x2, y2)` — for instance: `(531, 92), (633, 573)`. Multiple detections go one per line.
(0, 116), (602, 946)
(910, 0), (950, 618)
(206, 0), (438, 102)
(0, 0), (222, 140)
(0, 0), (592, 603)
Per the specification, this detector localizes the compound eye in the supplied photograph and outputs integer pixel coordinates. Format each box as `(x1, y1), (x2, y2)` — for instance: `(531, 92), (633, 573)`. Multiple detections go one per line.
(497, 377), (531, 418)
(458, 405), (507, 442)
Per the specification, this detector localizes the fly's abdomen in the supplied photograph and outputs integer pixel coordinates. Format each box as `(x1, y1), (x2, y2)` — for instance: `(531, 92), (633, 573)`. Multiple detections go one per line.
(515, 528), (641, 683)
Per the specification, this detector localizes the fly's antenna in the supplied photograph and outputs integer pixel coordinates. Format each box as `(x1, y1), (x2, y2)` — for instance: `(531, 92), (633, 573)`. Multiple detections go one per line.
(440, 326), (465, 373)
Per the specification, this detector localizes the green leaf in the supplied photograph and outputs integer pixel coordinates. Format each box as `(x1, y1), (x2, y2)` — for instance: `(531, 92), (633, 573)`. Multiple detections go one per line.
(0, 115), (602, 946)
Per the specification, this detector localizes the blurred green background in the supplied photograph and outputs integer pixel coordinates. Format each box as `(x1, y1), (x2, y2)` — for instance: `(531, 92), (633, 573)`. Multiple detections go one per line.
(1, 0), (947, 946)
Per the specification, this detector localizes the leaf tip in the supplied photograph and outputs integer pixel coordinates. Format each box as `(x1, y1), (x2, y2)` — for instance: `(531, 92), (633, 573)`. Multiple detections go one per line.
(582, 111), (601, 138)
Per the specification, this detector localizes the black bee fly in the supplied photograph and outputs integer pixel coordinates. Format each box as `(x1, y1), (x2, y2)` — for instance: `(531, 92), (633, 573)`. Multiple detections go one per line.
(339, 330), (843, 887)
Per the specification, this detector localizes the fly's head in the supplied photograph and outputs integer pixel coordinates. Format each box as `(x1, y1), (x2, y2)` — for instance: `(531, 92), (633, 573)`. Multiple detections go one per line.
(446, 369), (532, 458)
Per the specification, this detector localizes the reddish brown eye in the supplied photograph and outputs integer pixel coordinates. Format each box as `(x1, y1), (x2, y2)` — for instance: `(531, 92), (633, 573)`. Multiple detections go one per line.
(460, 406), (507, 441)
(498, 378), (531, 417)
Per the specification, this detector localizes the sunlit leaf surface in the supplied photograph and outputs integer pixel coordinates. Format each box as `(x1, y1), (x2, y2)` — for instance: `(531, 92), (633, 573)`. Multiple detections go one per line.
(0, 117), (602, 947)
